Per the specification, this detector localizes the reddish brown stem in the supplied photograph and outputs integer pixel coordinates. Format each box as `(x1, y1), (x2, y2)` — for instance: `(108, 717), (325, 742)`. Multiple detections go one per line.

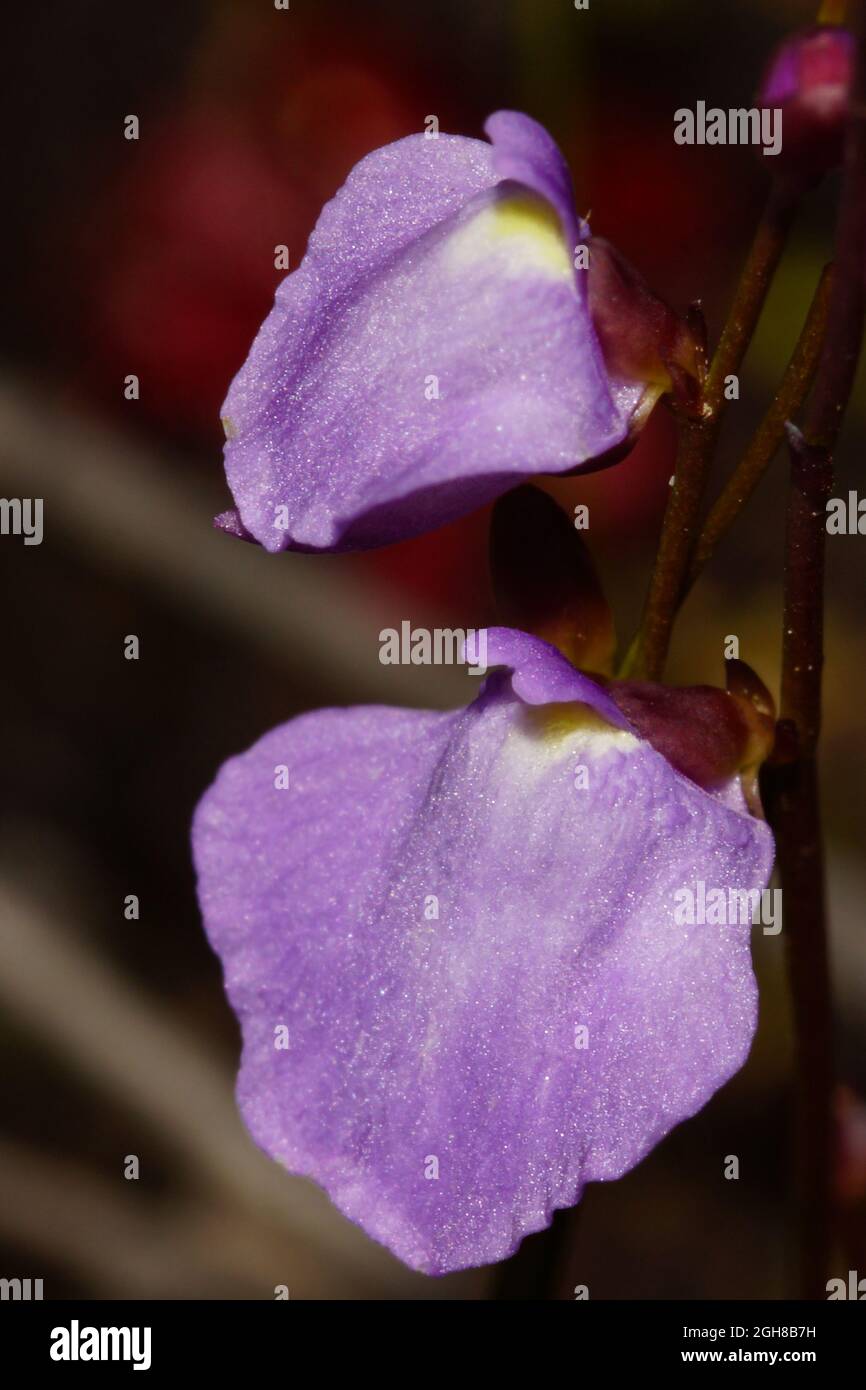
(763, 2), (866, 1299)
(625, 179), (799, 680)
(763, 434), (834, 1299)
(683, 266), (833, 602)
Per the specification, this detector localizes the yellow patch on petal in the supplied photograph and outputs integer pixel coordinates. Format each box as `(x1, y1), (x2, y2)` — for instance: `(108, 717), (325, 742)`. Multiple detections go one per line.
(499, 704), (637, 792)
(522, 701), (634, 747)
(444, 193), (573, 280)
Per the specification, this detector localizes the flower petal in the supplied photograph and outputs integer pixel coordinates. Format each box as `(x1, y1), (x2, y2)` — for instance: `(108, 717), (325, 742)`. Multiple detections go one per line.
(221, 122), (629, 553)
(483, 626), (631, 727)
(484, 110), (583, 267)
(193, 633), (773, 1273)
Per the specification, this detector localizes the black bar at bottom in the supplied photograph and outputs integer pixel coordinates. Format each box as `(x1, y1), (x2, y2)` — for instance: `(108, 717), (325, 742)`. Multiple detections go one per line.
(0, 1297), (862, 1376)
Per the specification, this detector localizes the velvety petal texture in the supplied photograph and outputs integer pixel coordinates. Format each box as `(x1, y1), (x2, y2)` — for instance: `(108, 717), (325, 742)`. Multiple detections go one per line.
(219, 112), (639, 552)
(193, 630), (774, 1274)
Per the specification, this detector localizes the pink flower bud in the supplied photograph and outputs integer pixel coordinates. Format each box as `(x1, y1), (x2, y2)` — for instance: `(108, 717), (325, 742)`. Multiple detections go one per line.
(758, 25), (856, 183)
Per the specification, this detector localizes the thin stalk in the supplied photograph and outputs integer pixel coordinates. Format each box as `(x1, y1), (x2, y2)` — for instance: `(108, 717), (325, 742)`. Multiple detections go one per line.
(683, 266), (832, 601)
(624, 180), (800, 680)
(764, 437), (834, 1299)
(764, 3), (866, 1298)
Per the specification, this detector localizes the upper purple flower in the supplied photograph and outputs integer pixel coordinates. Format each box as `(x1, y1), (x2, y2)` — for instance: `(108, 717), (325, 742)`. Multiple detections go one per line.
(216, 112), (649, 552)
(193, 628), (774, 1274)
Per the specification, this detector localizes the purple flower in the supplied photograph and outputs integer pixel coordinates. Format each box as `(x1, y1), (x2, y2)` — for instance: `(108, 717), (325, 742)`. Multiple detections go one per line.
(193, 627), (773, 1274)
(216, 112), (659, 553)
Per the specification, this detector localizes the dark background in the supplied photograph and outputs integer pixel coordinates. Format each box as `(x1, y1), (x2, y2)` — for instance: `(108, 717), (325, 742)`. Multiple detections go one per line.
(0, 0), (864, 1298)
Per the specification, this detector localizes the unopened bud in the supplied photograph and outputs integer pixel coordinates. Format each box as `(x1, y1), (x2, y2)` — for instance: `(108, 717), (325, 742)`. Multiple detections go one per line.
(757, 25), (856, 184)
(588, 238), (705, 429)
(612, 677), (773, 804)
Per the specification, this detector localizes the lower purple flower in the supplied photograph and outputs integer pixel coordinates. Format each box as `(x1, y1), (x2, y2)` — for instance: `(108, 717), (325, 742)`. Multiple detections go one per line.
(193, 628), (774, 1274)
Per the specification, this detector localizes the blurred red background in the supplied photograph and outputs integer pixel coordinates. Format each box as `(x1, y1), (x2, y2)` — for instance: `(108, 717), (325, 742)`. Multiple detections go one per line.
(0, 0), (864, 1299)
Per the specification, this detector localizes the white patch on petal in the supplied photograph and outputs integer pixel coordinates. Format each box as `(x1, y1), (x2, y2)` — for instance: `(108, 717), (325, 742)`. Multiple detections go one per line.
(444, 193), (574, 281)
(502, 716), (639, 782)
